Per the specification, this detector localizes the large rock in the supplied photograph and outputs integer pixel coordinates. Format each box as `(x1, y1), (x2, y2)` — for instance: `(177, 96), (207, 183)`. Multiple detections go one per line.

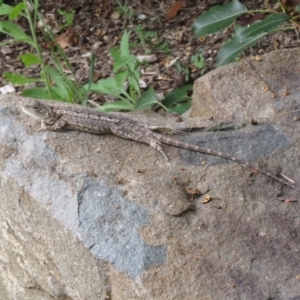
(1, 49), (300, 299)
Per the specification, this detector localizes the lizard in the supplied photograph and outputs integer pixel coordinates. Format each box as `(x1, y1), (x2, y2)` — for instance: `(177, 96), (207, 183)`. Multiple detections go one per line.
(21, 99), (299, 192)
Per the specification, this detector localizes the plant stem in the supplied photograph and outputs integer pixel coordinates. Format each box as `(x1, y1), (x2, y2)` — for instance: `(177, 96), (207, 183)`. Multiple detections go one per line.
(24, 0), (53, 99)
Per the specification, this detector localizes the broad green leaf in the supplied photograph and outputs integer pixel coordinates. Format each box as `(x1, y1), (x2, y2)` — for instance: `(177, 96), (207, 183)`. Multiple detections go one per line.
(115, 70), (128, 88)
(192, 0), (247, 38)
(166, 102), (191, 114)
(120, 30), (130, 57)
(4, 72), (42, 85)
(9, 2), (26, 20)
(22, 88), (52, 99)
(162, 85), (193, 108)
(135, 86), (159, 110)
(87, 78), (124, 96)
(216, 13), (289, 66)
(0, 21), (34, 46)
(216, 32), (265, 67)
(46, 66), (69, 98)
(110, 48), (121, 62)
(96, 100), (135, 112)
(0, 4), (13, 15)
(113, 54), (137, 72)
(20, 53), (41, 66)
(235, 13), (288, 40)
(128, 74), (140, 97)
(22, 87), (65, 100)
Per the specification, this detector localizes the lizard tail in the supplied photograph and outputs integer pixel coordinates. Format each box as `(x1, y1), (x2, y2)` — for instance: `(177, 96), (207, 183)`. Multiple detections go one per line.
(159, 136), (299, 192)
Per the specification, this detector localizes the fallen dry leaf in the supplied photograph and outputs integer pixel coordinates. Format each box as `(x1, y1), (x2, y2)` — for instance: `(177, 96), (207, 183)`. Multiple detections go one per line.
(166, 1), (183, 20)
(56, 28), (79, 49)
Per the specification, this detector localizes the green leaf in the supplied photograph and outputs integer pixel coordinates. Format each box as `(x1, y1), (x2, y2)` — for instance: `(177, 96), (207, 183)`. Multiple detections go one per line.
(115, 70), (128, 88)
(22, 88), (52, 99)
(0, 4), (13, 15)
(110, 48), (121, 62)
(191, 53), (205, 69)
(9, 2), (26, 20)
(166, 102), (191, 114)
(113, 53), (137, 73)
(46, 66), (69, 99)
(22, 87), (65, 100)
(0, 21), (34, 46)
(216, 13), (289, 66)
(86, 78), (124, 96)
(128, 71), (141, 97)
(84, 52), (96, 104)
(4, 72), (42, 85)
(20, 53), (41, 66)
(192, 0), (247, 38)
(162, 85), (193, 108)
(96, 100), (135, 112)
(120, 30), (130, 57)
(135, 86), (159, 110)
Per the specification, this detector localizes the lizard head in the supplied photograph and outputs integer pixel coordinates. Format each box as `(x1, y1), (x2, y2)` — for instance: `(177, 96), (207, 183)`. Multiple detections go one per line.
(22, 100), (56, 125)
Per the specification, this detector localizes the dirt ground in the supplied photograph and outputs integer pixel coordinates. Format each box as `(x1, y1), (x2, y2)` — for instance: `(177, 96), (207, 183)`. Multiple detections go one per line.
(0, 0), (299, 106)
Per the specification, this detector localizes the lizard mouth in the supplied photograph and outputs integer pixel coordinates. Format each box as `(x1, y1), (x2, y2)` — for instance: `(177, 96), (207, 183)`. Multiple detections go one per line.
(21, 106), (46, 120)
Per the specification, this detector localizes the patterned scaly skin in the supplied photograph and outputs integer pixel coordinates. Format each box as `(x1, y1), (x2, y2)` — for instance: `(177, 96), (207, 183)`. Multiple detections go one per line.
(22, 100), (299, 192)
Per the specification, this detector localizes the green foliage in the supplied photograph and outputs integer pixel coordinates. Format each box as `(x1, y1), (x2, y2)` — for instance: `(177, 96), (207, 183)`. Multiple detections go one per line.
(85, 30), (191, 113)
(192, 0), (294, 67)
(174, 61), (190, 82)
(162, 85), (193, 114)
(217, 13), (288, 66)
(0, 0), (88, 103)
(115, 0), (134, 21)
(0, 21), (35, 46)
(0, 1), (193, 114)
(57, 9), (75, 29)
(84, 30), (160, 112)
(191, 51), (206, 75)
(134, 25), (170, 54)
(192, 0), (247, 38)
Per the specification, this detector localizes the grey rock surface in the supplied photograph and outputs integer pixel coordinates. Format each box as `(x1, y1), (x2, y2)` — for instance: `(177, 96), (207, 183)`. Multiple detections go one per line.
(1, 49), (300, 299)
(192, 48), (300, 122)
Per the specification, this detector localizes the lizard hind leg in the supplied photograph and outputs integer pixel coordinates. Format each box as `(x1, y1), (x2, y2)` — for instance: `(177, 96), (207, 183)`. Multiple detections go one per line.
(110, 125), (169, 161)
(149, 139), (169, 161)
(147, 125), (185, 135)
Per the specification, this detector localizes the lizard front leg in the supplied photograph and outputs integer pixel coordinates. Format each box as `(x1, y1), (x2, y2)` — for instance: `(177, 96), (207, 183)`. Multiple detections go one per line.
(41, 118), (66, 131)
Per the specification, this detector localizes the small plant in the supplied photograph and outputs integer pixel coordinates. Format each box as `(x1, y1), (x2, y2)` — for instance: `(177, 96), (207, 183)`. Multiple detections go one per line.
(84, 30), (161, 112)
(115, 0), (135, 21)
(85, 30), (192, 113)
(134, 25), (170, 54)
(174, 61), (190, 82)
(57, 9), (75, 29)
(191, 51), (206, 75)
(0, 0), (87, 103)
(192, 0), (300, 67)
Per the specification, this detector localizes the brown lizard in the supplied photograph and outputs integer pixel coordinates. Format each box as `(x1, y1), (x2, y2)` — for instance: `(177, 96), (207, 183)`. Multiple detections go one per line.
(21, 99), (299, 192)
